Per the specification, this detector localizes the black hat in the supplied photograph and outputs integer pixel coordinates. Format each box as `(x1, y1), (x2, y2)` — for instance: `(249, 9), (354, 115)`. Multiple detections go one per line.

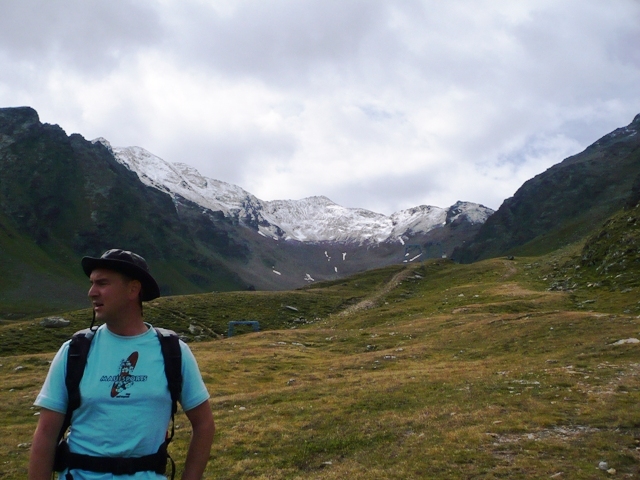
(81, 249), (160, 301)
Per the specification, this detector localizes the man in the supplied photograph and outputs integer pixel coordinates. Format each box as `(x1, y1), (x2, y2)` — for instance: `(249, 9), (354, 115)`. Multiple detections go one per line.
(28, 249), (215, 479)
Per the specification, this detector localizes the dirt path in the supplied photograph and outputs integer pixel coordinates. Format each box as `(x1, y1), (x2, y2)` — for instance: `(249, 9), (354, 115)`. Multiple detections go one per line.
(337, 265), (419, 317)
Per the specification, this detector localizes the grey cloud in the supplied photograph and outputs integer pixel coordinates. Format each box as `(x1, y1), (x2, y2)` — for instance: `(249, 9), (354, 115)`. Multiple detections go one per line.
(162, 0), (401, 85)
(320, 167), (456, 215)
(157, 127), (300, 188)
(1, 0), (639, 216)
(0, 0), (163, 75)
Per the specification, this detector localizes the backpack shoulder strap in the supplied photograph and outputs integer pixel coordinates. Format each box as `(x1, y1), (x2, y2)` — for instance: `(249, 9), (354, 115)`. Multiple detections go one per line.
(155, 328), (182, 416)
(58, 328), (95, 442)
(155, 327), (183, 479)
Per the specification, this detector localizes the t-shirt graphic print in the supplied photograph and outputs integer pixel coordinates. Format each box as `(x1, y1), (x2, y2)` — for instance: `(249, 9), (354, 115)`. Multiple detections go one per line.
(111, 351), (139, 398)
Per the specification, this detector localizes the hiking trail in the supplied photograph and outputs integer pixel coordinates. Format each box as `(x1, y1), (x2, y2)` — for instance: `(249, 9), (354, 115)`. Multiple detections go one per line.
(337, 265), (420, 317)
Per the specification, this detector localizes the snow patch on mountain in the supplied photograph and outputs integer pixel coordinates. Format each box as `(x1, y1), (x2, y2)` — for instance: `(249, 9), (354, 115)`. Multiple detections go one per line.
(263, 196), (393, 242)
(390, 205), (446, 237)
(95, 139), (494, 243)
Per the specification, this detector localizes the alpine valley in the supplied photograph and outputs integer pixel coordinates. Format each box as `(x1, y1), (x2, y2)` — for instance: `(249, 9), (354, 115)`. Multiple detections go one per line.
(3, 106), (640, 319)
(0, 107), (493, 316)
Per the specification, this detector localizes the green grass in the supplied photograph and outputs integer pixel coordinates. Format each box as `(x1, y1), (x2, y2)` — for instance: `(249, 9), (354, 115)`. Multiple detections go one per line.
(2, 244), (640, 478)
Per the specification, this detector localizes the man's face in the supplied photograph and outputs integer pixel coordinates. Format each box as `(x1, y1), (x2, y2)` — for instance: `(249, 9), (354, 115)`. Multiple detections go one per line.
(88, 269), (139, 322)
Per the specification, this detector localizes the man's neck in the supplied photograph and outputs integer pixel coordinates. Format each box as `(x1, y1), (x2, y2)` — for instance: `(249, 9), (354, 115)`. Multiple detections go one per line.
(105, 314), (148, 336)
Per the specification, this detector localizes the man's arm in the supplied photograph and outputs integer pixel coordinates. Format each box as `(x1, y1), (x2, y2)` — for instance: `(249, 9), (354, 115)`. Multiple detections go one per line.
(28, 408), (65, 480)
(181, 400), (215, 480)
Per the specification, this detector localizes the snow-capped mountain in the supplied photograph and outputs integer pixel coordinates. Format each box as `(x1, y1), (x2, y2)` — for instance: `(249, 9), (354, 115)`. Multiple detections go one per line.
(96, 139), (494, 244)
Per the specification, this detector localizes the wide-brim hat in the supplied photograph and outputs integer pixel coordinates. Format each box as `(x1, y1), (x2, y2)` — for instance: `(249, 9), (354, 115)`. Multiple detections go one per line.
(81, 249), (160, 301)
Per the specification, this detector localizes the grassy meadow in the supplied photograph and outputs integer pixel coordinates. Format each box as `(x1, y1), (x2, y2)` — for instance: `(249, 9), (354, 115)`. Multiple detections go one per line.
(1, 246), (640, 478)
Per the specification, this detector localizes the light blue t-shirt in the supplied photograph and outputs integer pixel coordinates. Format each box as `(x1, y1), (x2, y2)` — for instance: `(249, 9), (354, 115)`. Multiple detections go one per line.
(35, 323), (210, 480)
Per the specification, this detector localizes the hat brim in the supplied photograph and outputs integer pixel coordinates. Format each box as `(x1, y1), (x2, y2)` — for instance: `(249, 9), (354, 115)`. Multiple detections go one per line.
(81, 257), (160, 301)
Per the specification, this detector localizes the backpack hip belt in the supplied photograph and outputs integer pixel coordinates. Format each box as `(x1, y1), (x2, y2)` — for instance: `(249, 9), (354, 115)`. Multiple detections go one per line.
(55, 439), (169, 476)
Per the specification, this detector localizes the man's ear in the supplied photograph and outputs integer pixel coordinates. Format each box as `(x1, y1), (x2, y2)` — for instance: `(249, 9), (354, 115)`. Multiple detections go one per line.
(128, 279), (142, 300)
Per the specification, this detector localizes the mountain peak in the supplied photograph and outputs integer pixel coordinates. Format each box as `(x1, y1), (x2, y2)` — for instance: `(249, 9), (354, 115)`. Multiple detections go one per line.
(0, 106), (41, 136)
(446, 201), (493, 225)
(92, 137), (113, 152)
(0, 106), (39, 121)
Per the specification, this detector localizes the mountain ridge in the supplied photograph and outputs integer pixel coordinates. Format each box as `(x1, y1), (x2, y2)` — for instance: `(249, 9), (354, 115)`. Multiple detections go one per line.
(101, 138), (493, 244)
(453, 112), (640, 262)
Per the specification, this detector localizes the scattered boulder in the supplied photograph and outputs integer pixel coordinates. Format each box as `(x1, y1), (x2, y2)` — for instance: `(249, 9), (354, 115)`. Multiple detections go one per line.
(611, 338), (640, 345)
(188, 324), (202, 334)
(40, 316), (70, 328)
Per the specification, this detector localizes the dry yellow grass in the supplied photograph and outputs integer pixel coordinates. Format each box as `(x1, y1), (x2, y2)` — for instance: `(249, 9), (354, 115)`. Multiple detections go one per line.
(2, 256), (640, 478)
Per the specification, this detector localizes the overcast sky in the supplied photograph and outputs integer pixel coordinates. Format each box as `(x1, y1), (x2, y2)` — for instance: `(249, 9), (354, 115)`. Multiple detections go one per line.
(1, 0), (639, 215)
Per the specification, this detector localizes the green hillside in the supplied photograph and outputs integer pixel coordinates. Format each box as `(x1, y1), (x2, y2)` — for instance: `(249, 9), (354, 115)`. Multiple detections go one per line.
(0, 107), (251, 316)
(2, 205), (640, 478)
(455, 114), (640, 263)
(0, 210), (88, 319)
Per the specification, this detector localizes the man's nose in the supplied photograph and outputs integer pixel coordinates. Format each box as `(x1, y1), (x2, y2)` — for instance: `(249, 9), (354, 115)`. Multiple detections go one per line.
(88, 284), (98, 297)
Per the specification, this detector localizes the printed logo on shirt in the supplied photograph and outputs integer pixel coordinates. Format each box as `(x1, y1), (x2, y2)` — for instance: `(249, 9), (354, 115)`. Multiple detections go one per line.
(98, 351), (148, 398)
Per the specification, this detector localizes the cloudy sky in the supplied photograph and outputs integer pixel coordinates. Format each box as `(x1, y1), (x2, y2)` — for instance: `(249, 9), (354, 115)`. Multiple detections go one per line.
(1, 0), (639, 215)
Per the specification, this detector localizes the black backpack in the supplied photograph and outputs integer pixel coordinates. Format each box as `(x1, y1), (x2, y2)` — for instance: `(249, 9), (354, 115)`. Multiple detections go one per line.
(53, 327), (182, 479)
